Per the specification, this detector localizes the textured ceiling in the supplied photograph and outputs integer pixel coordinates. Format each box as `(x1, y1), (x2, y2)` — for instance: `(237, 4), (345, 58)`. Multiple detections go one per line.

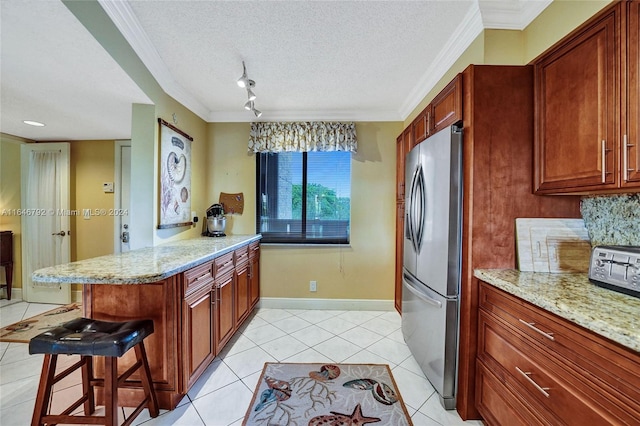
(0, 0), (551, 141)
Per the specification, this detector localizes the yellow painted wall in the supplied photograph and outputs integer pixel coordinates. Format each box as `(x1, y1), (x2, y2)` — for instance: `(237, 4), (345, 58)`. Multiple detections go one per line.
(0, 135), (26, 292)
(69, 140), (116, 294)
(208, 122), (402, 300)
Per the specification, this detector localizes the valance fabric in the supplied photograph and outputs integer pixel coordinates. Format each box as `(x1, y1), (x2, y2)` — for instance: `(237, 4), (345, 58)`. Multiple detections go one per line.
(248, 121), (357, 153)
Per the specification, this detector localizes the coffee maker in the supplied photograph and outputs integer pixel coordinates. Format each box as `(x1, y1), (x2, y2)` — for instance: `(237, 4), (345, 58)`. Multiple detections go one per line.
(204, 204), (226, 237)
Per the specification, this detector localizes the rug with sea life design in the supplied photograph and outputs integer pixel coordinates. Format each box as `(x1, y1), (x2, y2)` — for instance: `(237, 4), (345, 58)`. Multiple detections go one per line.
(243, 362), (413, 426)
(0, 303), (82, 343)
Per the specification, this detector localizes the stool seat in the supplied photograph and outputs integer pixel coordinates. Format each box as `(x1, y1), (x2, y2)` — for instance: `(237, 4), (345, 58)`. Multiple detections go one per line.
(30, 317), (159, 426)
(29, 317), (154, 357)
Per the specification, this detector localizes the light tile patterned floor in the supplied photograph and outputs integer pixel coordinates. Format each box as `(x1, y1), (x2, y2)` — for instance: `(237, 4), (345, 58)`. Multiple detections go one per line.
(0, 300), (483, 425)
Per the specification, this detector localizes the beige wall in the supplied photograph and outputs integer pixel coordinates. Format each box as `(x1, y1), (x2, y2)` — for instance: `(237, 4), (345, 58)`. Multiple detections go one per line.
(0, 135), (26, 291)
(208, 122), (402, 300)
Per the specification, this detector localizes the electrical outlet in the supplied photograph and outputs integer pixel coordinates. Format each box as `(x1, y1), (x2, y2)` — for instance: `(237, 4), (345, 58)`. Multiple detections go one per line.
(310, 280), (317, 292)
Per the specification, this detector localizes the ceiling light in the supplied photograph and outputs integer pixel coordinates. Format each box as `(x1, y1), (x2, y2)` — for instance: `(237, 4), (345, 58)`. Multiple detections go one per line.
(237, 61), (250, 88)
(237, 61), (262, 118)
(23, 120), (45, 127)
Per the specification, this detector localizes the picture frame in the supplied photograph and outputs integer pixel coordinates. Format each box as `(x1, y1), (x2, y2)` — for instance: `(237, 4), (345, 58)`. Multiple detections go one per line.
(158, 118), (193, 229)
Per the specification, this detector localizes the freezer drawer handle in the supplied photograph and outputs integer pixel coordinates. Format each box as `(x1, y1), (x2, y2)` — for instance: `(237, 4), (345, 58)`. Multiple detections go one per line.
(403, 277), (442, 308)
(515, 366), (550, 397)
(518, 319), (555, 341)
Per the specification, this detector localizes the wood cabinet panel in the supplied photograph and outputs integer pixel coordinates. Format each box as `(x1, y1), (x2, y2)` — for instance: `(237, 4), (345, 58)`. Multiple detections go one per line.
(394, 201), (404, 314)
(476, 361), (549, 426)
(534, 6), (619, 192)
(412, 109), (429, 145)
(431, 75), (462, 134)
(477, 282), (640, 424)
(183, 285), (214, 391)
(249, 243), (260, 308)
(625, 0), (640, 185)
(183, 261), (213, 296)
(214, 252), (234, 277)
(215, 272), (235, 350)
(234, 260), (250, 327)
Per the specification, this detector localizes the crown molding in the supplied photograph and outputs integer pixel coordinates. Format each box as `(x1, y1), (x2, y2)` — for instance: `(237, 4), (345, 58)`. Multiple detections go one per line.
(98, 0), (211, 121)
(479, 0), (553, 30)
(398, 1), (484, 120)
(209, 109), (402, 123)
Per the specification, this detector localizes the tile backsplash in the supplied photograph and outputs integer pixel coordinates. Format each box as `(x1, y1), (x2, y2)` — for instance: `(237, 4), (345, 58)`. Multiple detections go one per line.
(580, 193), (640, 246)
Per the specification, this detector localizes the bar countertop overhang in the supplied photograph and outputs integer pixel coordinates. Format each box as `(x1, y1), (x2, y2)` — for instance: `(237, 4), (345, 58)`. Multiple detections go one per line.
(32, 234), (262, 285)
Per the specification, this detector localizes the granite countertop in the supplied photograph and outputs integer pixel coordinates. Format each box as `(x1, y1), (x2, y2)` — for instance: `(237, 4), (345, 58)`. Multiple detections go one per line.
(32, 234), (261, 285)
(474, 269), (640, 353)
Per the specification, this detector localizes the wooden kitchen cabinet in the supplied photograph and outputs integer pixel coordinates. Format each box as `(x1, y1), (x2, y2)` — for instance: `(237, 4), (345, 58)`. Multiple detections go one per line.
(626, 0), (640, 184)
(476, 281), (640, 425)
(534, 1), (640, 193)
(430, 74), (462, 134)
(249, 241), (260, 308)
(214, 271), (235, 351)
(83, 239), (260, 410)
(234, 246), (250, 327)
(412, 109), (429, 146)
(182, 275), (214, 391)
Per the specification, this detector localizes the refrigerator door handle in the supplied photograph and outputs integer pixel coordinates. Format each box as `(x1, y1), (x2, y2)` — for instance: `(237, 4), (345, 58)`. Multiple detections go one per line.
(414, 164), (426, 252)
(403, 274), (443, 308)
(408, 165), (421, 252)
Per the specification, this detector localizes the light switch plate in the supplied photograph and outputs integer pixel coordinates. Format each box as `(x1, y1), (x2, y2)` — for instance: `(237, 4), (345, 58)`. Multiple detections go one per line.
(103, 182), (114, 193)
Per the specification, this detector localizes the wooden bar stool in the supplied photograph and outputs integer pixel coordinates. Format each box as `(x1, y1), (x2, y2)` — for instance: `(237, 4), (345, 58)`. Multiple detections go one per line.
(29, 317), (160, 426)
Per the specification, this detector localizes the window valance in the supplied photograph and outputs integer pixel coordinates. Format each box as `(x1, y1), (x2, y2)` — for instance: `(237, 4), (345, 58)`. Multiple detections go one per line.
(248, 121), (357, 153)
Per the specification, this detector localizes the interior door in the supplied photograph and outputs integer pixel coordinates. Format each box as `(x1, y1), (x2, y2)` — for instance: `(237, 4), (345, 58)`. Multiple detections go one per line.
(20, 142), (71, 304)
(115, 141), (131, 253)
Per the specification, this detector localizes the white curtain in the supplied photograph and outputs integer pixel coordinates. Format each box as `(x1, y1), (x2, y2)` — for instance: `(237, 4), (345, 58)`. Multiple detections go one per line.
(26, 151), (61, 288)
(248, 121), (358, 153)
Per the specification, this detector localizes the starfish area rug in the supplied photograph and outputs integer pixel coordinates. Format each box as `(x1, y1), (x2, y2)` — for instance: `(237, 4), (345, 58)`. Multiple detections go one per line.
(243, 362), (413, 426)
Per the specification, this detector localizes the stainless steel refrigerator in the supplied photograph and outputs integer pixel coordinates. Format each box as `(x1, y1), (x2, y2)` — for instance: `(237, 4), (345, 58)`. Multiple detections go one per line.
(402, 124), (463, 410)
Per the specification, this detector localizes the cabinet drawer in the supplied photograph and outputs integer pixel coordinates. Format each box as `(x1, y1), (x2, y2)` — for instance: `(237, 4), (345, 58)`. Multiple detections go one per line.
(183, 262), (213, 295)
(234, 245), (249, 267)
(479, 282), (640, 406)
(476, 360), (552, 426)
(479, 308), (640, 424)
(214, 252), (234, 278)
(249, 241), (260, 259)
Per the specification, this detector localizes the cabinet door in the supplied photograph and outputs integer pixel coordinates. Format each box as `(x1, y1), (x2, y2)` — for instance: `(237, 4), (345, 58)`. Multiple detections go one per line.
(625, 0), (640, 186)
(431, 74), (462, 134)
(396, 134), (405, 202)
(534, 7), (620, 193)
(215, 273), (235, 350)
(249, 245), (260, 308)
(183, 286), (214, 390)
(412, 109), (429, 145)
(235, 261), (250, 327)
(394, 202), (404, 314)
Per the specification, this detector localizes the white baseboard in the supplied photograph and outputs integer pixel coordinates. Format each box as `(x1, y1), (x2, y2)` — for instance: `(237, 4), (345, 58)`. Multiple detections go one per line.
(258, 297), (395, 311)
(1, 287), (22, 301)
(0, 289), (82, 303)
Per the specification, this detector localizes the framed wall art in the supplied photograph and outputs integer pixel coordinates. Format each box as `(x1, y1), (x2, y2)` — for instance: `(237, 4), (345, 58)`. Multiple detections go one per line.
(158, 118), (193, 229)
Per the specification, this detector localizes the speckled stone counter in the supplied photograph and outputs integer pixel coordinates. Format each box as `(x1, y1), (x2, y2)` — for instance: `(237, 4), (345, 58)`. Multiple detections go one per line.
(475, 269), (640, 353)
(32, 234), (261, 284)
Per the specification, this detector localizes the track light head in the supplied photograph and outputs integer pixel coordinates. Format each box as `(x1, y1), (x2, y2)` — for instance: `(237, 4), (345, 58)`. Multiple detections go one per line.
(237, 61), (249, 88)
(244, 100), (254, 111)
(247, 88), (256, 101)
(253, 108), (262, 118)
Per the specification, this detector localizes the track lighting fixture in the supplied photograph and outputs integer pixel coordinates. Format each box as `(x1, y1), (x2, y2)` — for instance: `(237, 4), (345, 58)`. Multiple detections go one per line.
(237, 61), (261, 118)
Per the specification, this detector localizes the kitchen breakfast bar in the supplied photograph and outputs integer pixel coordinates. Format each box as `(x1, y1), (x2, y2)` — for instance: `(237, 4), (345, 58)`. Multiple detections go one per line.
(32, 234), (262, 410)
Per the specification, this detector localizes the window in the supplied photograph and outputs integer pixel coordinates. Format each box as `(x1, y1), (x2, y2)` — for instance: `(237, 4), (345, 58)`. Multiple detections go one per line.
(256, 151), (351, 244)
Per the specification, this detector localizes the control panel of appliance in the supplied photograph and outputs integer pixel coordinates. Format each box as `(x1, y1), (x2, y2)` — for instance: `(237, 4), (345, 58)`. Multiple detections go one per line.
(588, 245), (640, 298)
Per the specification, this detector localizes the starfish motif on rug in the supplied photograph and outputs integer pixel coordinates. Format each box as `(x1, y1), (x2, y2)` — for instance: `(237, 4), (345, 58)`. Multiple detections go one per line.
(308, 403), (381, 425)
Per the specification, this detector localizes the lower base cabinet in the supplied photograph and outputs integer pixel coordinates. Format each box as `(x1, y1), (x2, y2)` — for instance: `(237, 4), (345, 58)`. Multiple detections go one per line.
(476, 281), (640, 425)
(83, 240), (260, 410)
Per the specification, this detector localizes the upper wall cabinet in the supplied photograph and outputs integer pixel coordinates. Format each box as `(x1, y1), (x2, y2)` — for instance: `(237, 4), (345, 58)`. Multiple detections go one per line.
(534, 0), (640, 194)
(431, 74), (462, 134)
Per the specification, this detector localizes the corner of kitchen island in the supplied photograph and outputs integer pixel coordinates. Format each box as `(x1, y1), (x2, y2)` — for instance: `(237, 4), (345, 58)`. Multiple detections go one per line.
(32, 234), (262, 410)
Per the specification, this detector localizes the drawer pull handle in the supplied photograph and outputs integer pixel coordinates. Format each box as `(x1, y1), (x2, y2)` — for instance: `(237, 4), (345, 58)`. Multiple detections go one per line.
(518, 319), (555, 341)
(195, 272), (210, 282)
(516, 366), (550, 397)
